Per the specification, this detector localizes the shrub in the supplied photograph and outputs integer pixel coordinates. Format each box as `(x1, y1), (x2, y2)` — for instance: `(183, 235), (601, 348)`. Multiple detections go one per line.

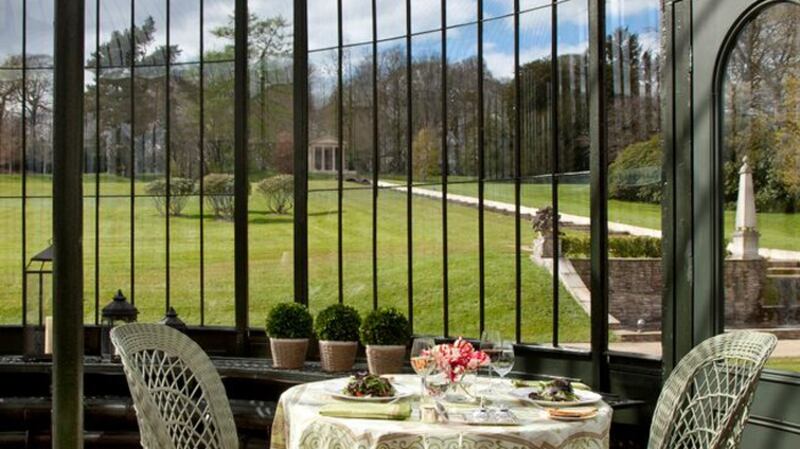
(315, 304), (361, 342)
(257, 174), (294, 214)
(203, 173), (241, 219)
(609, 135), (663, 204)
(266, 302), (313, 339)
(145, 178), (195, 216)
(360, 307), (411, 346)
(562, 234), (662, 258)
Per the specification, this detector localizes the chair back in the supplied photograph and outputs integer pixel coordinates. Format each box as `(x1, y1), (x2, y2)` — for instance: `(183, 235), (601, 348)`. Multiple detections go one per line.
(648, 331), (777, 449)
(111, 323), (238, 449)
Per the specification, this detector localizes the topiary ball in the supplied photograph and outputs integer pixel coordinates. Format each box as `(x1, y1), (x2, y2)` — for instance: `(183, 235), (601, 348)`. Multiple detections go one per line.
(266, 302), (313, 339)
(359, 307), (411, 346)
(315, 304), (362, 342)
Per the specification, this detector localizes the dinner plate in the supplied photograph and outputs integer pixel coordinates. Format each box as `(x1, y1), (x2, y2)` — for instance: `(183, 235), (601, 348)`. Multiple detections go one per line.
(326, 380), (412, 402)
(510, 387), (602, 407)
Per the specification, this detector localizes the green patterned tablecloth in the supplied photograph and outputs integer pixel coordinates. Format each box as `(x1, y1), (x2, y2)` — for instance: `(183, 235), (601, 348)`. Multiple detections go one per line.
(270, 375), (612, 449)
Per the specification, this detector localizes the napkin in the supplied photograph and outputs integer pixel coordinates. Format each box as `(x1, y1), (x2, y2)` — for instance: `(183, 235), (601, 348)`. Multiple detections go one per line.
(319, 402), (411, 421)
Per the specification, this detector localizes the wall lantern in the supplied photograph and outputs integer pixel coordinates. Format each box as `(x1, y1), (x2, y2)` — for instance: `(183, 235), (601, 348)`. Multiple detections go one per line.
(23, 245), (53, 360)
(159, 306), (187, 332)
(101, 290), (138, 359)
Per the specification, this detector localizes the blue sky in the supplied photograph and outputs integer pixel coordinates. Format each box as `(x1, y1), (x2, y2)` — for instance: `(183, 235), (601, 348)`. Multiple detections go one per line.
(0, 0), (659, 75)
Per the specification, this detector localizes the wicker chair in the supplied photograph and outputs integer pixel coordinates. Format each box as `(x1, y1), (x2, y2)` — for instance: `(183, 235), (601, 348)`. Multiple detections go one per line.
(648, 331), (777, 449)
(111, 323), (239, 449)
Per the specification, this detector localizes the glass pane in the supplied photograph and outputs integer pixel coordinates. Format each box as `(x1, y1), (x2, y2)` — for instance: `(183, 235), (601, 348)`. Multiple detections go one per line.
(605, 0), (662, 358)
(135, 0), (168, 66)
(377, 38), (408, 184)
(721, 2), (800, 373)
(0, 70), (23, 197)
(26, 0), (54, 67)
(202, 61), (235, 325)
(411, 0), (441, 34)
(483, 16), (514, 181)
(447, 0), (476, 27)
(204, 0), (235, 61)
(446, 183), (479, 339)
(376, 185), (408, 314)
(308, 0), (338, 51)
(0, 1), (23, 67)
(309, 49), (339, 188)
(25, 69), (54, 197)
(0, 198), (22, 324)
(249, 0), (294, 321)
(483, 181), (517, 341)
(446, 24), (478, 180)
(412, 189), (444, 336)
(168, 0), (200, 63)
(377, 0), (406, 40)
(343, 0), (372, 45)
(411, 31), (442, 185)
(98, 0), (133, 68)
(342, 44), (373, 184)
(308, 189), (339, 311)
(342, 188), (373, 313)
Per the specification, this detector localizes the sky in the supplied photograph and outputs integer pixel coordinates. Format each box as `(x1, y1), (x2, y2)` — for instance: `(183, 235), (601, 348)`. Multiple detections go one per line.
(0, 0), (660, 80)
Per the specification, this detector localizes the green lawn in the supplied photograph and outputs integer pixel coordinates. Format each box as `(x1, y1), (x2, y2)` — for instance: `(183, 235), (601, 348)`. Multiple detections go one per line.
(440, 181), (800, 251)
(0, 175), (590, 343)
(766, 358), (800, 372)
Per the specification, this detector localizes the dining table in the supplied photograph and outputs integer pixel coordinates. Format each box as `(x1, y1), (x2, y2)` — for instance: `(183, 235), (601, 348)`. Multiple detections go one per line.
(269, 374), (613, 449)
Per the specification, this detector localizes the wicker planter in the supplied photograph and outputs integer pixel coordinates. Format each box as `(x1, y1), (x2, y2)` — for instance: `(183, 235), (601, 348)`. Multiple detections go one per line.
(270, 338), (309, 369)
(365, 345), (406, 375)
(319, 340), (358, 372)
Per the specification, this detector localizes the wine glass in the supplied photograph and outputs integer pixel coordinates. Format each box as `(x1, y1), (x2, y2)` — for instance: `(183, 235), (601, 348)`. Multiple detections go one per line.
(474, 330), (501, 420)
(410, 337), (435, 400)
(490, 341), (515, 416)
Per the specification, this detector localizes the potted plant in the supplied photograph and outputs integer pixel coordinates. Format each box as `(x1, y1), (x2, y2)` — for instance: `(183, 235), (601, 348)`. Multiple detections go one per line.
(315, 304), (362, 372)
(266, 302), (313, 369)
(531, 206), (561, 258)
(360, 307), (411, 375)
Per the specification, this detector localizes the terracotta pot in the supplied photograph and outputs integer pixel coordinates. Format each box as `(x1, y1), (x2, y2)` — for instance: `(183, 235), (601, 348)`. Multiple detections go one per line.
(270, 338), (309, 369)
(365, 345), (406, 375)
(319, 340), (358, 372)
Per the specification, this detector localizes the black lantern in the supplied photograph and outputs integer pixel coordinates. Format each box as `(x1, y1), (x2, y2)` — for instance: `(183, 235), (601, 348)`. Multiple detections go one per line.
(23, 245), (53, 360)
(159, 307), (187, 331)
(101, 290), (138, 359)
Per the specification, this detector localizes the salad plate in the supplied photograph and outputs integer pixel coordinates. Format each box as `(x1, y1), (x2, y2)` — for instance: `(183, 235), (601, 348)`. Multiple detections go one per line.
(327, 374), (412, 402)
(510, 379), (602, 407)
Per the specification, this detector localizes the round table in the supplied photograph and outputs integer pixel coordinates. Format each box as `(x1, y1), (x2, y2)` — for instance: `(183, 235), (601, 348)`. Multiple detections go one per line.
(270, 374), (612, 449)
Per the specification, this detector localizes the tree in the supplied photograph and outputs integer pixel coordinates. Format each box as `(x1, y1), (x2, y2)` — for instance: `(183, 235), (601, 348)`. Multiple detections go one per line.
(412, 127), (440, 180)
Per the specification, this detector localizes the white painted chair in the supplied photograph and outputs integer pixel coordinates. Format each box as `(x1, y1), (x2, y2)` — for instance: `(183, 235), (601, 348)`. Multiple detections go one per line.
(648, 331), (777, 449)
(111, 323), (239, 449)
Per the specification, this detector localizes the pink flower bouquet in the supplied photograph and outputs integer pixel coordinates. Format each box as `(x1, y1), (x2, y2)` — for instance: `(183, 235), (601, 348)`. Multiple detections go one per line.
(429, 337), (490, 383)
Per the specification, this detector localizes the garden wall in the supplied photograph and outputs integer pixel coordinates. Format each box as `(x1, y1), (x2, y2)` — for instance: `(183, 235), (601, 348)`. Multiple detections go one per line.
(570, 258), (769, 329)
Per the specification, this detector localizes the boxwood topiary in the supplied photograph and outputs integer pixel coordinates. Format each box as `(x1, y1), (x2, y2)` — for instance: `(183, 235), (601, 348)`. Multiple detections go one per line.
(266, 302), (313, 339)
(360, 307), (411, 346)
(315, 304), (361, 342)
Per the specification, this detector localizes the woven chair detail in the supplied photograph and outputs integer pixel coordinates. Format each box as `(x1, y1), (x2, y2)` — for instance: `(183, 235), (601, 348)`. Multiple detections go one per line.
(111, 323), (239, 449)
(648, 331), (777, 449)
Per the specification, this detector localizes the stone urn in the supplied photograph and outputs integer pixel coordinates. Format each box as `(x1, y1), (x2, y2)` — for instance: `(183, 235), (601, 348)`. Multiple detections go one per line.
(365, 345), (406, 375)
(270, 338), (309, 369)
(319, 340), (359, 372)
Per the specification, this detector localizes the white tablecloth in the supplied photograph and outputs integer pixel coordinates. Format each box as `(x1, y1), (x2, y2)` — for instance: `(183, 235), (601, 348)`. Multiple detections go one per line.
(270, 375), (612, 449)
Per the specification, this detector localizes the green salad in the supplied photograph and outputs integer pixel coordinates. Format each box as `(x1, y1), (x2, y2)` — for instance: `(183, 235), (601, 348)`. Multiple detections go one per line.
(343, 372), (396, 398)
(528, 378), (580, 402)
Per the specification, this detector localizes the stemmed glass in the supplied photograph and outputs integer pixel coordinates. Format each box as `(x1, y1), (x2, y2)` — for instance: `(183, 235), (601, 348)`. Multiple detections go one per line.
(490, 341), (515, 417)
(473, 330), (501, 421)
(410, 337), (435, 401)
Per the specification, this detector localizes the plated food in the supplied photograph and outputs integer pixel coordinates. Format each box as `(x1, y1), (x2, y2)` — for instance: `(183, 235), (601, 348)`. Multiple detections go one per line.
(327, 373), (410, 402)
(528, 378), (579, 402)
(344, 372), (396, 398)
(510, 378), (602, 407)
